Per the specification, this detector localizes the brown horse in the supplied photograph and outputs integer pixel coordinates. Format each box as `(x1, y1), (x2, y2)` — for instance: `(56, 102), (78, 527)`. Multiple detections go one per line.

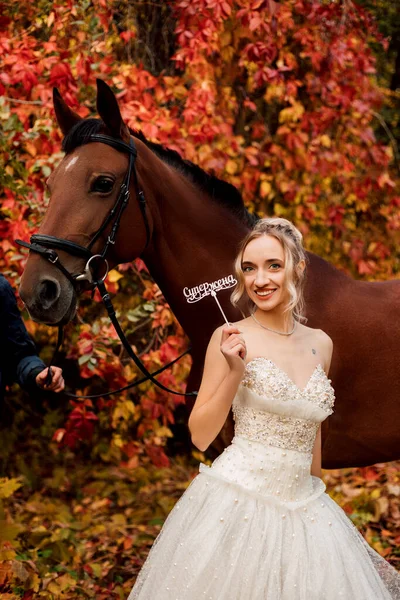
(19, 80), (400, 469)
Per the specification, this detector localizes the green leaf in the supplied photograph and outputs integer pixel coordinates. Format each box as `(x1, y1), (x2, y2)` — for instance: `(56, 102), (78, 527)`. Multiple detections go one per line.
(41, 165), (52, 178)
(143, 303), (155, 312)
(78, 354), (91, 365)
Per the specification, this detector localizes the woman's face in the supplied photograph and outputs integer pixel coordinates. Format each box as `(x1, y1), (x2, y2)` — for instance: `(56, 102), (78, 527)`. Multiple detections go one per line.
(241, 234), (289, 312)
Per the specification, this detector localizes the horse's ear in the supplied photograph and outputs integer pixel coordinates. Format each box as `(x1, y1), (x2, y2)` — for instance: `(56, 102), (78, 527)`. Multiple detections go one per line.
(53, 88), (82, 136)
(96, 79), (130, 142)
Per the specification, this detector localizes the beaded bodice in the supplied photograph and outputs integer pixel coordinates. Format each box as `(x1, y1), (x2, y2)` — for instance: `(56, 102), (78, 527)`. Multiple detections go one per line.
(232, 357), (335, 454)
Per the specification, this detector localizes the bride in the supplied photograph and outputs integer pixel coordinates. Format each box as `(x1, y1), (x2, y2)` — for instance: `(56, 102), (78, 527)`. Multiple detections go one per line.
(128, 217), (400, 599)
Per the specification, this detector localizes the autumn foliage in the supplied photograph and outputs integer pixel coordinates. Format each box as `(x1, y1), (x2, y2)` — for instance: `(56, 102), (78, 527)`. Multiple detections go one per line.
(1, 0), (400, 456)
(0, 0), (399, 595)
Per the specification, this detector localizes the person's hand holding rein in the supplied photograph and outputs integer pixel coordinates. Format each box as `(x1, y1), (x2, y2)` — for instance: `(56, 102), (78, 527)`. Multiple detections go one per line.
(35, 366), (65, 392)
(220, 325), (247, 373)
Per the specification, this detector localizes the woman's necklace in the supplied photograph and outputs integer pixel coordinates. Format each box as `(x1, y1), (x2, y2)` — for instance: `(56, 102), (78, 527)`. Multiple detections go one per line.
(251, 312), (296, 336)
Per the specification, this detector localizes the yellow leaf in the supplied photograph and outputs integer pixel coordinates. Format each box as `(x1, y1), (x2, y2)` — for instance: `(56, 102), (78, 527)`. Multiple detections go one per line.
(0, 522), (23, 542)
(0, 478), (22, 499)
(345, 193), (356, 206)
(25, 142), (37, 157)
(192, 450), (209, 464)
(260, 181), (272, 199)
(155, 426), (173, 438)
(90, 524), (106, 536)
(273, 203), (287, 216)
(322, 177), (332, 191)
(198, 144), (212, 161)
(26, 572), (41, 593)
(108, 269), (124, 283)
(173, 85), (188, 100)
(112, 400), (135, 427)
(0, 549), (16, 560)
(89, 562), (102, 578)
(220, 30), (232, 47)
(279, 102), (305, 123)
(320, 134), (331, 148)
(47, 581), (62, 594)
(371, 540), (385, 555)
(221, 46), (235, 63)
(279, 181), (290, 193)
(113, 434), (124, 448)
(264, 84), (285, 102)
(225, 159), (238, 175)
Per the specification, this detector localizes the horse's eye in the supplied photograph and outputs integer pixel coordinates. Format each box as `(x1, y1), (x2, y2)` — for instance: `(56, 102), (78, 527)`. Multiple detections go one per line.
(91, 177), (115, 194)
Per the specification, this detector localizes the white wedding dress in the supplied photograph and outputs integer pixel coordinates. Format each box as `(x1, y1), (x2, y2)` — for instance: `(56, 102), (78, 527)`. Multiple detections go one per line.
(128, 357), (400, 599)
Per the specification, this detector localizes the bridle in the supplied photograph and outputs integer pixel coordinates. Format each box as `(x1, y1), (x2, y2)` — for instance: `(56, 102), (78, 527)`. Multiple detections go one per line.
(18, 135), (149, 287)
(16, 134), (197, 398)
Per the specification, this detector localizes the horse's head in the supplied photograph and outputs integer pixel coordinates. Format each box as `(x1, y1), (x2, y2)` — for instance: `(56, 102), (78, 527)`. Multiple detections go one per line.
(19, 80), (151, 325)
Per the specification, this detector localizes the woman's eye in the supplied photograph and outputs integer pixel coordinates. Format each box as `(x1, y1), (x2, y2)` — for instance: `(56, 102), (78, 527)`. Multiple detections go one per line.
(270, 263), (280, 270)
(242, 266), (253, 273)
(92, 177), (114, 194)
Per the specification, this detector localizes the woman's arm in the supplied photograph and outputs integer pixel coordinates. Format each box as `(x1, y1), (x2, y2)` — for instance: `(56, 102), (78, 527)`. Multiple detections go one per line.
(188, 325), (246, 452)
(311, 425), (322, 478)
(311, 330), (334, 478)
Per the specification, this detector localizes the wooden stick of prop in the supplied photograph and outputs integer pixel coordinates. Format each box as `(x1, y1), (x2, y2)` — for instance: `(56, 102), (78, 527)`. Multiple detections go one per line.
(210, 290), (230, 325)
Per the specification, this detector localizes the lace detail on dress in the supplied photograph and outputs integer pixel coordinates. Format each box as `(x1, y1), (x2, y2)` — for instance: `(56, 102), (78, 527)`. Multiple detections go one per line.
(232, 405), (319, 453)
(242, 358), (335, 415)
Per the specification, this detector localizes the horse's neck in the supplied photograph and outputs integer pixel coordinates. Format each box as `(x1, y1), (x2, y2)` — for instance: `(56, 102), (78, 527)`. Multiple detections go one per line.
(141, 163), (249, 346)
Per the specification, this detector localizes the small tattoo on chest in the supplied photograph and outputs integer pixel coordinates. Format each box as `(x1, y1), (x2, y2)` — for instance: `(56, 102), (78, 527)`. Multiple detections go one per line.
(312, 348), (316, 355)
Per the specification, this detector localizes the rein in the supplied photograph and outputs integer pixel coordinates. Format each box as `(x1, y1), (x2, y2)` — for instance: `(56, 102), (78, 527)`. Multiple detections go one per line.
(16, 134), (197, 398)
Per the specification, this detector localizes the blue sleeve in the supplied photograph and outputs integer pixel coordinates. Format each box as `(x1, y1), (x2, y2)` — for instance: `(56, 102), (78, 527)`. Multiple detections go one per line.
(0, 275), (46, 391)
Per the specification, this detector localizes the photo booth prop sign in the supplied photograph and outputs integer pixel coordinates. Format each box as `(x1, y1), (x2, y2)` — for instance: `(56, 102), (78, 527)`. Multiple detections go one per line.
(183, 274), (237, 325)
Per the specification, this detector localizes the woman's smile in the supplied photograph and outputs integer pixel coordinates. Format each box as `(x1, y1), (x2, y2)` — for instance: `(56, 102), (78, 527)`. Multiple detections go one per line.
(254, 288), (277, 298)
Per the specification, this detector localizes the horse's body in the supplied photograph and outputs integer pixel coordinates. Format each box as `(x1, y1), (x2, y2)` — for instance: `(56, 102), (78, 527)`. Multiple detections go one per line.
(19, 81), (400, 468)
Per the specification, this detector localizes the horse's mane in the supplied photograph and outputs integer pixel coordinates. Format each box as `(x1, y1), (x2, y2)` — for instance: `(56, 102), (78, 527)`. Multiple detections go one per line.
(62, 118), (256, 227)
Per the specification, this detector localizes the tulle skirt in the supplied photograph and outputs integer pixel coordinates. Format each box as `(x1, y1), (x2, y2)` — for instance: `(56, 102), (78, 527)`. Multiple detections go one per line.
(128, 437), (400, 599)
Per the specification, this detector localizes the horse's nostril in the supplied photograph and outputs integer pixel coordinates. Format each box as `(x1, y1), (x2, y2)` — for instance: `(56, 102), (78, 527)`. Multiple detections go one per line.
(38, 278), (61, 309)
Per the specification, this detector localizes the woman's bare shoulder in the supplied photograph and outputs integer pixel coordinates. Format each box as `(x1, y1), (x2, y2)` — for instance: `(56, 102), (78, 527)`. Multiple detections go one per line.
(298, 324), (333, 367)
(298, 323), (332, 345)
(315, 327), (333, 349)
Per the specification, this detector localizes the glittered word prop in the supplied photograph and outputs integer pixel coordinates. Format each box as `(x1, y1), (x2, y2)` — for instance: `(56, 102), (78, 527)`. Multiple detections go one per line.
(183, 274), (237, 303)
(183, 274), (237, 325)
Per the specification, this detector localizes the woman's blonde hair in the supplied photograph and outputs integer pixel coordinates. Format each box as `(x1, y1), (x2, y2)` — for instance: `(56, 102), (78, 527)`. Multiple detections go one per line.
(230, 217), (308, 322)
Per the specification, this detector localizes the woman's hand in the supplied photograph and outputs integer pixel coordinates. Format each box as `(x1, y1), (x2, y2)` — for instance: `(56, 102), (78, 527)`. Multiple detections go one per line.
(220, 325), (247, 373)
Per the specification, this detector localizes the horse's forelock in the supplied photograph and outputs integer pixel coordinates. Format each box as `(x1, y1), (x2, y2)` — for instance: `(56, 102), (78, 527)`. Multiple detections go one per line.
(61, 118), (108, 154)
